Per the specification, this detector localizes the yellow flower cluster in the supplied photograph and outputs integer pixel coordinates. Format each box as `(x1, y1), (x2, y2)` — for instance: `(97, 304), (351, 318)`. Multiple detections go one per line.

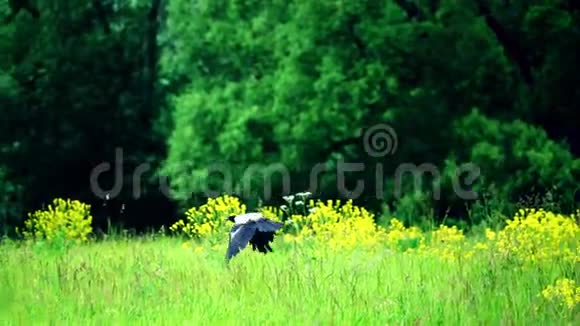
(379, 208), (577, 265)
(493, 208), (579, 264)
(282, 204), (495, 263)
(21, 198), (92, 243)
(285, 199), (386, 250)
(169, 195), (246, 238)
(171, 193), (578, 270)
(419, 225), (466, 261)
(389, 222), (468, 261)
(384, 218), (423, 250)
(541, 278), (580, 309)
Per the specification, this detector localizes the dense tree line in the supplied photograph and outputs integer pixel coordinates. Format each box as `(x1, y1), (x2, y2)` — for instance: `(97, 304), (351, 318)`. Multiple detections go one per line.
(0, 0), (172, 234)
(1, 0), (578, 234)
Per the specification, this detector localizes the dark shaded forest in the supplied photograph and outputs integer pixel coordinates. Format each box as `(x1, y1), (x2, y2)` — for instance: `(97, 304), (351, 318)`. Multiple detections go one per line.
(1, 0), (579, 235)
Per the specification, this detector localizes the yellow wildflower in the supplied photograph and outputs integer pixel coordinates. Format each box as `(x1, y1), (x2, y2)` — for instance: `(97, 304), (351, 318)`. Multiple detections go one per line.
(21, 198), (92, 243)
(169, 195), (246, 239)
(541, 278), (580, 309)
(495, 208), (579, 264)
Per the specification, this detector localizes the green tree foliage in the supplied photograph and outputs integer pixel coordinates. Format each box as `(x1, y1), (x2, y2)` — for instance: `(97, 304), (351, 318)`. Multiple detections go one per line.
(161, 0), (579, 221)
(0, 0), (578, 230)
(0, 0), (172, 231)
(444, 109), (579, 209)
(0, 166), (23, 234)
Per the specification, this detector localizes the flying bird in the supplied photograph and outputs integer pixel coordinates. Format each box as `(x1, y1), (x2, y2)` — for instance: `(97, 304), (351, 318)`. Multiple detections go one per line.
(225, 212), (283, 262)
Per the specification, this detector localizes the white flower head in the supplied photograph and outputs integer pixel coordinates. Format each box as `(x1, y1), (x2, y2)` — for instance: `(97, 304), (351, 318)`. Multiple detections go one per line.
(296, 191), (312, 199)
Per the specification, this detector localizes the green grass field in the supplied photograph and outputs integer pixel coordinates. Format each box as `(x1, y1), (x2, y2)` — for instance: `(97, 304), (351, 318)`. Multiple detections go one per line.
(0, 235), (577, 325)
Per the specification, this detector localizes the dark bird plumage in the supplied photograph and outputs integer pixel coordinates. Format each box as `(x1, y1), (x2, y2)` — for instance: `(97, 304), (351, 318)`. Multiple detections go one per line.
(225, 213), (283, 262)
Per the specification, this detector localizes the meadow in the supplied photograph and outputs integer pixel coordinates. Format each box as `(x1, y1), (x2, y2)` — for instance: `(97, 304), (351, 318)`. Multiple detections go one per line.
(0, 196), (578, 325)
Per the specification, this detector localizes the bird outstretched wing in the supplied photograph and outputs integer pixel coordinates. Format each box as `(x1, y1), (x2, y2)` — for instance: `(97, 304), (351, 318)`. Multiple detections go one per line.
(226, 223), (257, 261)
(255, 219), (283, 233)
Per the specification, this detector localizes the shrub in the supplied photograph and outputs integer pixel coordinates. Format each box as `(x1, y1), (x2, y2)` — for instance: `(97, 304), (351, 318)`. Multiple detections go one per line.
(383, 218), (424, 251)
(541, 278), (580, 310)
(416, 224), (466, 261)
(492, 208), (579, 264)
(169, 195), (246, 239)
(446, 109), (580, 215)
(284, 199), (386, 251)
(20, 198), (92, 243)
